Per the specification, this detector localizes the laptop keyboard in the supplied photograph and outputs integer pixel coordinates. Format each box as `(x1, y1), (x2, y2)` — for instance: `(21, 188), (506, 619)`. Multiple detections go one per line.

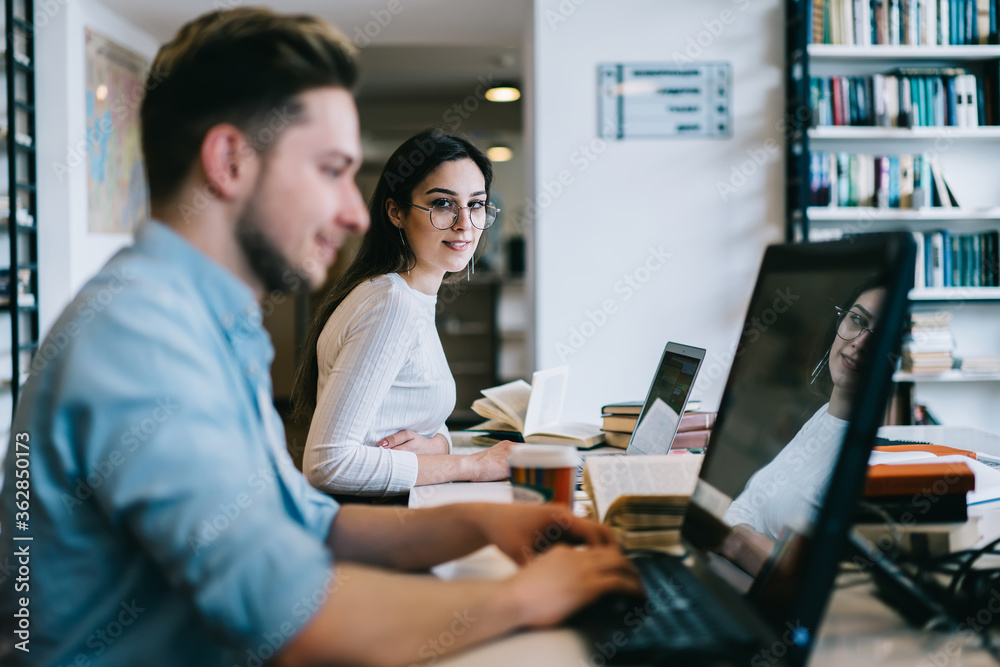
(569, 551), (756, 662)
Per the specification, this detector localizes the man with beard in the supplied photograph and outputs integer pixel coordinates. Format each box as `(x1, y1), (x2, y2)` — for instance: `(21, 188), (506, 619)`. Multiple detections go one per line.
(0, 9), (638, 667)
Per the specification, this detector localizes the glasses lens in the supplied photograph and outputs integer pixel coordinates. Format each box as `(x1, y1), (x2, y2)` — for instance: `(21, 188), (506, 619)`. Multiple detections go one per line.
(429, 203), (456, 230)
(837, 310), (866, 340)
(471, 205), (497, 230)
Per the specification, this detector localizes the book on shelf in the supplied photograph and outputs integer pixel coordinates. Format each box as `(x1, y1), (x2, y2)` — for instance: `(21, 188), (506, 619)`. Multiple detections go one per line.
(962, 355), (1000, 372)
(809, 151), (959, 210)
(810, 0), (1000, 45)
(582, 454), (703, 549)
(810, 70), (998, 129)
(470, 366), (605, 447)
(915, 229), (998, 289)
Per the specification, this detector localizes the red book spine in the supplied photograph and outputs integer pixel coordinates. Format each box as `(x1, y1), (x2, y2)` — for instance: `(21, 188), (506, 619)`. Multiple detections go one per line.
(672, 430), (711, 450)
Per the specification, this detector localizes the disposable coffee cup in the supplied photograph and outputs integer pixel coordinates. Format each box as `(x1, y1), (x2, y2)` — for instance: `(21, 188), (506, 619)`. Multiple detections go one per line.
(508, 444), (580, 506)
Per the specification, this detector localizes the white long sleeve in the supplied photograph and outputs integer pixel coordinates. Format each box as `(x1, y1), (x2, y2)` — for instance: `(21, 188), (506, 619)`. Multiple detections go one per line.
(303, 273), (456, 497)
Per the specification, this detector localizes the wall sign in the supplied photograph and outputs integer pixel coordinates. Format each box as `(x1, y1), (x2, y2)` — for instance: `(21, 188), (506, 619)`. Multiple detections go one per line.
(598, 62), (732, 140)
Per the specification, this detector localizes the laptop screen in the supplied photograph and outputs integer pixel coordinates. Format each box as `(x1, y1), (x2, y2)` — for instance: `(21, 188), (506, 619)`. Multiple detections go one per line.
(679, 236), (913, 657)
(627, 342), (705, 455)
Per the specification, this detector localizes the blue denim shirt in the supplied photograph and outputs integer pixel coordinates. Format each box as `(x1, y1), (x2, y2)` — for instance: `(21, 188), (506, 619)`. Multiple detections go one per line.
(0, 221), (340, 666)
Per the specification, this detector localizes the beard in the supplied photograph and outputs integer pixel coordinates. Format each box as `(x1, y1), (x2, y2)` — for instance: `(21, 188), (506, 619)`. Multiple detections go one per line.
(235, 191), (309, 295)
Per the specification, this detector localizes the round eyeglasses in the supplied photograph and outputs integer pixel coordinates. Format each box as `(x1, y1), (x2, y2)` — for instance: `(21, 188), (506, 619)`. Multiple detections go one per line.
(834, 306), (877, 341)
(409, 201), (499, 231)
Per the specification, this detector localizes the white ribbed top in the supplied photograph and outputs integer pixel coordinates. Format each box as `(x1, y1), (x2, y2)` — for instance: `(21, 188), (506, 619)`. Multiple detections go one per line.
(303, 273), (456, 497)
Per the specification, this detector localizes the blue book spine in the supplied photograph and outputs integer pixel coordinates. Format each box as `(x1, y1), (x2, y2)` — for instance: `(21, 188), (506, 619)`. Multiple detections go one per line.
(972, 0), (979, 43)
(942, 230), (953, 286)
(889, 155), (901, 207)
(945, 77), (957, 126)
(933, 77), (945, 126)
(838, 153), (851, 205)
(951, 0), (965, 44)
(952, 234), (963, 286)
(991, 0), (998, 44)
(924, 231), (935, 287)
(972, 234), (982, 288)
(977, 76), (987, 126)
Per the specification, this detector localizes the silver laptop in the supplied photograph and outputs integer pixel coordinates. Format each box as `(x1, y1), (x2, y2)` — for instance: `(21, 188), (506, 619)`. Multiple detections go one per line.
(626, 341), (706, 455)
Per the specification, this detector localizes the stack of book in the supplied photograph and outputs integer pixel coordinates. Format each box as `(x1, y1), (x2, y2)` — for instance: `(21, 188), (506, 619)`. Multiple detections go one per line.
(811, 0), (999, 46)
(600, 401), (716, 450)
(809, 152), (960, 210)
(901, 311), (956, 373)
(810, 70), (997, 129)
(856, 442), (984, 556)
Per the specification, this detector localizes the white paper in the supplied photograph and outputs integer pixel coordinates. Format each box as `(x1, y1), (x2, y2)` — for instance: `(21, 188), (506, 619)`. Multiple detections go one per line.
(628, 397), (680, 455)
(523, 366), (569, 436)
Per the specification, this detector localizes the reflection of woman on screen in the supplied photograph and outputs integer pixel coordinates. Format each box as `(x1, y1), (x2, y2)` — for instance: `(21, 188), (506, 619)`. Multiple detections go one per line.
(721, 278), (886, 568)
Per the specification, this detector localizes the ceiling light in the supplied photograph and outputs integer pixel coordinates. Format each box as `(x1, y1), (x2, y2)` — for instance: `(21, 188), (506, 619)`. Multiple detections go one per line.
(485, 85), (520, 103)
(487, 146), (513, 162)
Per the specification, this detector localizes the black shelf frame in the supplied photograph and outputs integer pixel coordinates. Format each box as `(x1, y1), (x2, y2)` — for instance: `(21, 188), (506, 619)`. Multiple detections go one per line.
(785, 0), (812, 242)
(5, 0), (39, 413)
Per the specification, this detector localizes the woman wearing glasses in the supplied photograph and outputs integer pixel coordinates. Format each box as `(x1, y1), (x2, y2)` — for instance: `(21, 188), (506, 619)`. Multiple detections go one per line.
(719, 277), (887, 573)
(291, 130), (512, 498)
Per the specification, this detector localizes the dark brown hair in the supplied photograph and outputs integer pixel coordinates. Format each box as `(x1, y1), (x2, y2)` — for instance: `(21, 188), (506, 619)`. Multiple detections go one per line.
(140, 8), (358, 205)
(290, 129), (493, 424)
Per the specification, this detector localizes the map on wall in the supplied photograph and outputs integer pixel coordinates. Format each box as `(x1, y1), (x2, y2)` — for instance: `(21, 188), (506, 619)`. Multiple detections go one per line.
(85, 29), (148, 234)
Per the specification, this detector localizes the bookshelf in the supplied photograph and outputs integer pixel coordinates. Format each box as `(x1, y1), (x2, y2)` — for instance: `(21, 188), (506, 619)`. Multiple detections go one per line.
(1, 0), (40, 421)
(786, 0), (1000, 428)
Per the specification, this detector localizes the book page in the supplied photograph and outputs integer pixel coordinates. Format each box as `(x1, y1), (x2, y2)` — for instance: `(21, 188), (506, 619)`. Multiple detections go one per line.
(528, 422), (604, 440)
(470, 398), (516, 429)
(584, 455), (703, 523)
(629, 398), (680, 455)
(480, 380), (532, 433)
(523, 366), (569, 436)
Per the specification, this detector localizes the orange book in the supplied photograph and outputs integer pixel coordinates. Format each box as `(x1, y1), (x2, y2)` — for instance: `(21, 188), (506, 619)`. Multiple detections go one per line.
(873, 443), (977, 459)
(864, 462), (975, 497)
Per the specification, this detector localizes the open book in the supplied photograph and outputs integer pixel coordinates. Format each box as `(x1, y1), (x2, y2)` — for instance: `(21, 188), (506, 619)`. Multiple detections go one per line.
(471, 367), (605, 447)
(582, 454), (703, 549)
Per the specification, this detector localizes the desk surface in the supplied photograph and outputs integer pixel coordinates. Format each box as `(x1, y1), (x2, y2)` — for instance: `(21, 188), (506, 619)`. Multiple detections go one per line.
(418, 426), (1000, 666)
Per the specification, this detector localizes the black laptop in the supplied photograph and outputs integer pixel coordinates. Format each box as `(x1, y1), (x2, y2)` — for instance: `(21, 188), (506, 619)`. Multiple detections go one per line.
(570, 233), (915, 666)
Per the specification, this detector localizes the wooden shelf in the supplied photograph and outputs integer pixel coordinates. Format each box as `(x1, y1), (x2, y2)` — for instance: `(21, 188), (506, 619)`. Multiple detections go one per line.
(909, 287), (1000, 301)
(894, 370), (1000, 383)
(808, 44), (1000, 61)
(807, 207), (1000, 223)
(809, 126), (1000, 140)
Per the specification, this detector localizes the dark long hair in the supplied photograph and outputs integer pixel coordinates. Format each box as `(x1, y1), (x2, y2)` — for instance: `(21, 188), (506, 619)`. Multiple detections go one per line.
(290, 129), (494, 424)
(810, 272), (890, 398)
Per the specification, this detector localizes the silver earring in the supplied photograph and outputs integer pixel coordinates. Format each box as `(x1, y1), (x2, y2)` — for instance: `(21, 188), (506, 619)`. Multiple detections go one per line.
(810, 346), (832, 385)
(468, 257), (474, 281)
(399, 227), (409, 275)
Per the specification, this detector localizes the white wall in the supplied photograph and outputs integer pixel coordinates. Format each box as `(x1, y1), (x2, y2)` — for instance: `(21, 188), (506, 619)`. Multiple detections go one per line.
(37, 0), (159, 338)
(530, 0), (784, 422)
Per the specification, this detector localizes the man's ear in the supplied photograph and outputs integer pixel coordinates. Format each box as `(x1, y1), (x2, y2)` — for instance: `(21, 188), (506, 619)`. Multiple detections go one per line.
(386, 199), (404, 228)
(199, 123), (257, 201)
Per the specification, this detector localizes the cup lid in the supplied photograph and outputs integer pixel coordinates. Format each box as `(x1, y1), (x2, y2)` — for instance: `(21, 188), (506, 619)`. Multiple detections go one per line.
(508, 444), (580, 468)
